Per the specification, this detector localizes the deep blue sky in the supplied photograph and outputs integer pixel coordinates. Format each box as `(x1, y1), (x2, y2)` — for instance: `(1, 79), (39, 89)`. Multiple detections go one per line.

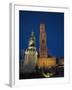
(19, 10), (64, 58)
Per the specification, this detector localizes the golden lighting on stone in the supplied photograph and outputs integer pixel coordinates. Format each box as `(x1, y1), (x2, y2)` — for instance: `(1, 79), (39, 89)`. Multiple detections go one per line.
(37, 57), (56, 68)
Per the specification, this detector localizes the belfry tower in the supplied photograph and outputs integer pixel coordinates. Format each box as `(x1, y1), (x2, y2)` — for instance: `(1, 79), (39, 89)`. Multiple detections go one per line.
(39, 23), (48, 58)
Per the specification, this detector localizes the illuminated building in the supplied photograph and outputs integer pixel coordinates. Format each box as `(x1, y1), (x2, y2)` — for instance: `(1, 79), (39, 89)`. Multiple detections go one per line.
(38, 24), (56, 68)
(38, 58), (56, 68)
(24, 32), (38, 73)
(39, 24), (48, 58)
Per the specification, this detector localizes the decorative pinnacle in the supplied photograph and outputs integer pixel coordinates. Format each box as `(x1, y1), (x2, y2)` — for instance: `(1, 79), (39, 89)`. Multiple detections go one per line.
(29, 32), (36, 47)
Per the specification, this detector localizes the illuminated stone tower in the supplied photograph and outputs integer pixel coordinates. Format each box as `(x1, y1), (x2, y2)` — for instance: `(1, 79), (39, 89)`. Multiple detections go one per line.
(23, 32), (38, 73)
(39, 23), (48, 58)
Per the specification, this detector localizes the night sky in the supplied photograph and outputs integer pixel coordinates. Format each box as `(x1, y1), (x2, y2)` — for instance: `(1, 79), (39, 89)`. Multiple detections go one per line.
(19, 10), (64, 58)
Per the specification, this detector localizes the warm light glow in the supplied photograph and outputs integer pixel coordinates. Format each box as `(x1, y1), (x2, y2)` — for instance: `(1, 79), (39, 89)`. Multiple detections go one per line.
(37, 57), (56, 68)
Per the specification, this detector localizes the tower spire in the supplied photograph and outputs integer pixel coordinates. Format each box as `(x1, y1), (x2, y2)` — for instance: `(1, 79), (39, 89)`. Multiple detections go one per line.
(29, 32), (36, 47)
